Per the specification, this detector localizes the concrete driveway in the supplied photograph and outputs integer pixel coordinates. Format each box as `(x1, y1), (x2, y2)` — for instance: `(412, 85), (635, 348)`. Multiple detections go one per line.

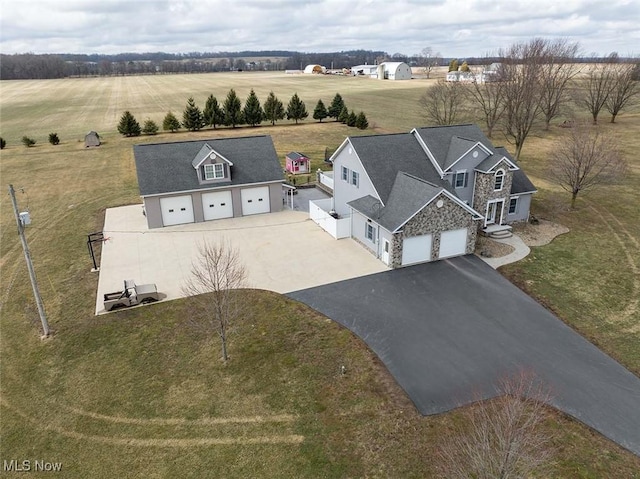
(287, 255), (640, 456)
(96, 204), (387, 314)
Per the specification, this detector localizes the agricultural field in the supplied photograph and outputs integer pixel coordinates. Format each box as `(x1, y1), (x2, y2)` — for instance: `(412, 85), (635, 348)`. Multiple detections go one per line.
(1, 71), (639, 477)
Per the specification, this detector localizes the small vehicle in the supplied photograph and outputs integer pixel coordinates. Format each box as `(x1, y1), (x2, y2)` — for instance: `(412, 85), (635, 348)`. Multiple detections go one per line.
(103, 279), (159, 311)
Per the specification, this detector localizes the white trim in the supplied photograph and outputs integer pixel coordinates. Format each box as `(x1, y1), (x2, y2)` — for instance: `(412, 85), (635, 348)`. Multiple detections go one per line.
(508, 196), (519, 215)
(454, 170), (468, 188)
(192, 144), (234, 169)
(494, 169), (505, 191)
(475, 155), (518, 173)
(345, 140), (385, 207)
(445, 141), (492, 172)
(141, 180), (282, 198)
(204, 163), (225, 180)
(410, 129), (443, 176)
(484, 198), (505, 226)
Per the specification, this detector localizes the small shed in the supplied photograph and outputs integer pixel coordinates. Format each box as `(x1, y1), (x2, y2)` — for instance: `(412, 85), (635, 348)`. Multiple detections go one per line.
(304, 64), (325, 74)
(285, 151), (310, 174)
(85, 131), (101, 147)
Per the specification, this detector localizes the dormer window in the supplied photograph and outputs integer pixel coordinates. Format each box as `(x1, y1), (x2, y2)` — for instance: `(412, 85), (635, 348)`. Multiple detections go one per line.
(494, 169), (505, 191)
(204, 163), (224, 180)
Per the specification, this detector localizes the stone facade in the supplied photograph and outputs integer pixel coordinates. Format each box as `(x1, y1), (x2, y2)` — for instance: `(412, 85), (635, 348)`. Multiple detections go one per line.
(472, 159), (514, 225)
(390, 194), (478, 268)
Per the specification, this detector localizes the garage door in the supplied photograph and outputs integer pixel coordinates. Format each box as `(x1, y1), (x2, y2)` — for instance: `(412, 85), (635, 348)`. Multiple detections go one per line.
(439, 228), (468, 259)
(202, 191), (233, 221)
(241, 186), (270, 216)
(160, 195), (194, 226)
(401, 234), (432, 265)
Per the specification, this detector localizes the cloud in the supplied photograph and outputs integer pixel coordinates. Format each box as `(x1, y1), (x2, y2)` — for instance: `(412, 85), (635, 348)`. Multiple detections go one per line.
(0, 0), (636, 56)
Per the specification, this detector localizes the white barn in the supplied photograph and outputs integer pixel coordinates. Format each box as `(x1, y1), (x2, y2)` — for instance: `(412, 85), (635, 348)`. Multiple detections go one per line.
(304, 64), (326, 74)
(378, 62), (412, 80)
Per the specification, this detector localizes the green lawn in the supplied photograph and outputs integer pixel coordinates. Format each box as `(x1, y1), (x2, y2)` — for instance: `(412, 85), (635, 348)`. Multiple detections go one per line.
(1, 72), (639, 477)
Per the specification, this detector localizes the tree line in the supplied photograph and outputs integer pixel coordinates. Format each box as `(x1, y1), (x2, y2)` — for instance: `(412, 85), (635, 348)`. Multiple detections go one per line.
(117, 91), (368, 137)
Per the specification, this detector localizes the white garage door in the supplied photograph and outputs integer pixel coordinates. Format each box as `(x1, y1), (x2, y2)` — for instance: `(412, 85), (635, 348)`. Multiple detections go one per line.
(160, 195), (194, 227)
(202, 191), (233, 221)
(401, 234), (432, 265)
(439, 228), (468, 259)
(241, 186), (270, 216)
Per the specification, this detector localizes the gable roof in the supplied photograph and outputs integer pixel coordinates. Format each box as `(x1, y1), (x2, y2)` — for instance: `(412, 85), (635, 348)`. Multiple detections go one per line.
(349, 172), (481, 232)
(475, 147), (518, 172)
(191, 143), (234, 169)
(511, 168), (537, 194)
(347, 133), (454, 205)
(286, 151), (309, 161)
(134, 135), (283, 197)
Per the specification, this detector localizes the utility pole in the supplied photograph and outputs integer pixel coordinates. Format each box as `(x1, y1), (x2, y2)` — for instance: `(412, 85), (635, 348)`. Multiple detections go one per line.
(8, 184), (50, 337)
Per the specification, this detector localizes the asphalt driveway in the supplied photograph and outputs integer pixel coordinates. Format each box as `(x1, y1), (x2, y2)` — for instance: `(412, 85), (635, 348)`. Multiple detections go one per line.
(287, 254), (640, 456)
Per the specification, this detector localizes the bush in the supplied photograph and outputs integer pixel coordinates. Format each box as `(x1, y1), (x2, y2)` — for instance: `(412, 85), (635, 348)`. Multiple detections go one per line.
(48, 132), (60, 145)
(355, 112), (369, 130)
(347, 111), (357, 127)
(163, 111), (181, 132)
(22, 136), (36, 147)
(142, 119), (159, 135)
(0, 137), (6, 149)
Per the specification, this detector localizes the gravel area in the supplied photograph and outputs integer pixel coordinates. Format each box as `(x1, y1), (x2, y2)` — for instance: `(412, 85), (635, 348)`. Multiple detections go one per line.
(475, 220), (569, 258)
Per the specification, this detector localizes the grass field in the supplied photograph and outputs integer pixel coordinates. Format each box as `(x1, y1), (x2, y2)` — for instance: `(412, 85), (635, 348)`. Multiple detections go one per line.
(1, 71), (639, 477)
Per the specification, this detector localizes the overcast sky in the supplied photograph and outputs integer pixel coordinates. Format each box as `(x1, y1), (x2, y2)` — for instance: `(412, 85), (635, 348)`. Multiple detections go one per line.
(0, 0), (637, 58)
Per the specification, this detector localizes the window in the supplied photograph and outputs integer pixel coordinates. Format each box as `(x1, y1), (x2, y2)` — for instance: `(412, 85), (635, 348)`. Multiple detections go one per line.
(494, 169), (505, 191)
(204, 163), (224, 180)
(454, 171), (468, 188)
(351, 170), (359, 187)
(508, 197), (518, 214)
(365, 223), (375, 242)
(341, 166), (349, 182)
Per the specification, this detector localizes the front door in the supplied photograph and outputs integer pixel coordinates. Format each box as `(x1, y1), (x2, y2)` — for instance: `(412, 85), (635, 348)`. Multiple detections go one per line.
(381, 238), (390, 264)
(485, 200), (504, 226)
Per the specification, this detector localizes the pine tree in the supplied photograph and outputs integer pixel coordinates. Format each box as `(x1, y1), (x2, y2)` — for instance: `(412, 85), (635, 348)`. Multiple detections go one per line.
(48, 132), (60, 145)
(313, 99), (328, 122)
(460, 61), (470, 72)
(328, 93), (345, 120)
(182, 97), (205, 131)
(347, 110), (357, 127)
(286, 93), (308, 124)
(263, 91), (285, 126)
(223, 89), (244, 128)
(338, 105), (349, 123)
(243, 89), (264, 127)
(448, 59), (459, 72)
(117, 110), (141, 137)
(163, 111), (181, 132)
(142, 119), (159, 135)
(0, 137), (6, 149)
(355, 111), (369, 130)
(203, 95), (223, 129)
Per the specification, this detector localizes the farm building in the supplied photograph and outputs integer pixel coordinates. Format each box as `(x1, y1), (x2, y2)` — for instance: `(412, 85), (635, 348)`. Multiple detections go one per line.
(304, 64), (326, 74)
(85, 131), (101, 147)
(351, 62), (412, 80)
(351, 65), (378, 77)
(285, 152), (310, 174)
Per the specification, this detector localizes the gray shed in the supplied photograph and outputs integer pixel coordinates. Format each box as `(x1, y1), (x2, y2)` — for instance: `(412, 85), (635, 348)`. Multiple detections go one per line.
(85, 131), (101, 147)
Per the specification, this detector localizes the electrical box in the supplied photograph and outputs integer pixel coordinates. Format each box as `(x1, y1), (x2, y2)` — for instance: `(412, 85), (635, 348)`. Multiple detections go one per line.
(19, 211), (31, 226)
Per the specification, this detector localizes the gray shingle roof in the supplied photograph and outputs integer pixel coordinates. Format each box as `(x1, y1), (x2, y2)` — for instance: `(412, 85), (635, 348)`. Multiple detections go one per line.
(348, 133), (453, 204)
(286, 151), (308, 161)
(134, 135), (283, 196)
(413, 124), (491, 170)
(444, 136), (477, 170)
(511, 168), (537, 194)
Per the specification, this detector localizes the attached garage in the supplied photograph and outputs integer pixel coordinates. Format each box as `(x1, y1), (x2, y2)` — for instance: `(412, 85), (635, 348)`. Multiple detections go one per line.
(241, 186), (270, 216)
(439, 228), (468, 259)
(401, 234), (432, 265)
(160, 195), (194, 226)
(202, 190), (233, 221)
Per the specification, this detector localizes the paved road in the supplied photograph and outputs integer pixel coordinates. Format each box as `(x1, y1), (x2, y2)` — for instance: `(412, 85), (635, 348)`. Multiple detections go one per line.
(288, 254), (640, 456)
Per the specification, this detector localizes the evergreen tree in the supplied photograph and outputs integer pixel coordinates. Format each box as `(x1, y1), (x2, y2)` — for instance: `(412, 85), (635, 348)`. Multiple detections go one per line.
(243, 89), (264, 127)
(182, 97), (205, 131)
(203, 94), (223, 128)
(355, 111), (369, 130)
(223, 89), (243, 128)
(263, 91), (285, 126)
(0, 137), (6, 149)
(142, 119), (159, 135)
(338, 105), (349, 123)
(163, 111), (181, 132)
(286, 93), (308, 124)
(347, 110), (357, 127)
(448, 59), (459, 72)
(460, 61), (470, 72)
(22, 136), (36, 147)
(48, 132), (60, 145)
(313, 99), (328, 122)
(328, 93), (345, 119)
(117, 110), (141, 137)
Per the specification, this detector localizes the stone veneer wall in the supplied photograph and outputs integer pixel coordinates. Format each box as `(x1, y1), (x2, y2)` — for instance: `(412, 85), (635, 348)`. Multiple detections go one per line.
(390, 194), (478, 268)
(472, 160), (514, 224)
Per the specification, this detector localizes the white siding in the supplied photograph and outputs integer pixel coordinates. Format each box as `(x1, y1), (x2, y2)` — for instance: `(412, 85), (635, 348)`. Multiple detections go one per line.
(331, 141), (379, 216)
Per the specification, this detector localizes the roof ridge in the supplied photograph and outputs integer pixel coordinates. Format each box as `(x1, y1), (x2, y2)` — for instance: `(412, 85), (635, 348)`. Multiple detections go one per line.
(397, 171), (441, 189)
(135, 134), (270, 148)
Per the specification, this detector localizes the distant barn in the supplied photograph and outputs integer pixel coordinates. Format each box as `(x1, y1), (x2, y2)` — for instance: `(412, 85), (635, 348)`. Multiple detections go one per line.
(304, 64), (326, 74)
(85, 131), (101, 147)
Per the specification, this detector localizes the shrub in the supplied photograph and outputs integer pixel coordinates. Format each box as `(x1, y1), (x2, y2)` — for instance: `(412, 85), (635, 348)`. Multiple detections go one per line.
(48, 132), (60, 145)
(0, 137), (6, 149)
(142, 119), (159, 135)
(355, 112), (369, 130)
(347, 110), (357, 127)
(163, 111), (181, 132)
(22, 136), (36, 147)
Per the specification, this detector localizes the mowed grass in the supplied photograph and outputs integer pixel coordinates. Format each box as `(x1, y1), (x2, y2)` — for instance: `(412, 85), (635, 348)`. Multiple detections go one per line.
(1, 72), (640, 477)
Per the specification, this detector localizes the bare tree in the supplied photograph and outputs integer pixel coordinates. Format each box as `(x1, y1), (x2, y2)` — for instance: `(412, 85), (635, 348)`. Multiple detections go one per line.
(182, 240), (247, 363)
(439, 371), (553, 479)
(549, 123), (627, 208)
(469, 76), (506, 138)
(500, 38), (546, 160)
(419, 46), (442, 79)
(582, 55), (617, 124)
(538, 39), (581, 130)
(420, 80), (467, 126)
(605, 61), (639, 123)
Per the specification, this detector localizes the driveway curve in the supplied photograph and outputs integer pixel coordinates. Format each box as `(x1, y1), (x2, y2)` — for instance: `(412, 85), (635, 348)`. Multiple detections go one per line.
(288, 254), (640, 456)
